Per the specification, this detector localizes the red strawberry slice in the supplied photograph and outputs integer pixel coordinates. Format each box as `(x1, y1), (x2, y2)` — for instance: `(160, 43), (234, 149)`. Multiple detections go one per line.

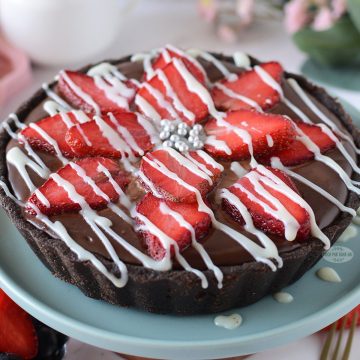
(66, 111), (155, 158)
(58, 70), (136, 114)
(19, 111), (91, 157)
(259, 122), (337, 166)
(211, 62), (283, 111)
(136, 58), (210, 125)
(135, 193), (211, 260)
(139, 149), (223, 203)
(222, 167), (311, 241)
(204, 109), (296, 161)
(324, 305), (360, 331)
(149, 45), (206, 84)
(25, 157), (130, 216)
(0, 289), (38, 359)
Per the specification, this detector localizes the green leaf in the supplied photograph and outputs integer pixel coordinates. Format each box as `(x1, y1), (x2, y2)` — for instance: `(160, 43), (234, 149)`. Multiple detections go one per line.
(293, 16), (360, 67)
(348, 0), (360, 33)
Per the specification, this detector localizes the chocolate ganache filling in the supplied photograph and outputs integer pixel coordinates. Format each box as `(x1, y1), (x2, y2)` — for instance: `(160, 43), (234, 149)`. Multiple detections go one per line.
(4, 52), (357, 275)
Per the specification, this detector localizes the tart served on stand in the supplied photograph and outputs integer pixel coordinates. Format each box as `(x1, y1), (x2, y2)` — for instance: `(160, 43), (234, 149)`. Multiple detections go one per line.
(0, 45), (359, 314)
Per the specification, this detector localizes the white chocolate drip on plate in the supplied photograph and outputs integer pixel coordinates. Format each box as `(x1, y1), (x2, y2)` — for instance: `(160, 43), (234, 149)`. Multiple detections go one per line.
(338, 224), (358, 242)
(273, 291), (294, 304)
(214, 313), (243, 330)
(316, 267), (342, 283)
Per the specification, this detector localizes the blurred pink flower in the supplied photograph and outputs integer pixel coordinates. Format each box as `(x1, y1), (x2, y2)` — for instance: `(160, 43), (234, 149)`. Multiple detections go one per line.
(217, 24), (237, 43)
(312, 6), (335, 31)
(284, 0), (310, 34)
(198, 0), (217, 23)
(236, 0), (254, 26)
(332, 0), (347, 19)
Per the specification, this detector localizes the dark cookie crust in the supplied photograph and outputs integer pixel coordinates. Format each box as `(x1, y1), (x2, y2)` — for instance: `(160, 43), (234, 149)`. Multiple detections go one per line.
(0, 54), (359, 314)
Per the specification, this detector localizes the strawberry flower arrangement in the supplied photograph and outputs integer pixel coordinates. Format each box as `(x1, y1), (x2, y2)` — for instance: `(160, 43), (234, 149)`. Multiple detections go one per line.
(284, 0), (360, 66)
(13, 44), (339, 282)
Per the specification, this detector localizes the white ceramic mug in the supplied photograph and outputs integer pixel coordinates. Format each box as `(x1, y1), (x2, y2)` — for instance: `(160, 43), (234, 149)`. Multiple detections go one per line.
(0, 0), (137, 66)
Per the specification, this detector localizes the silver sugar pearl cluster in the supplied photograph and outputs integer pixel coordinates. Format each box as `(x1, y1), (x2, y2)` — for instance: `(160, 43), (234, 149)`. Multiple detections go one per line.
(159, 120), (205, 152)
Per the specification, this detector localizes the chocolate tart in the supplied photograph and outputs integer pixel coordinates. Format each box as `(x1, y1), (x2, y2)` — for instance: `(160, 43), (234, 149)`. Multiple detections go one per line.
(0, 51), (359, 315)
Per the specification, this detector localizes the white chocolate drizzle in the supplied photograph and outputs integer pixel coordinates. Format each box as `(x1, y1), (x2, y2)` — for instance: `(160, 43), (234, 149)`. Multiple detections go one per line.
(166, 45), (208, 83)
(230, 162), (248, 177)
(155, 67), (195, 122)
(233, 51), (251, 69)
(271, 158), (356, 216)
(213, 82), (263, 112)
(42, 83), (72, 110)
(187, 48), (234, 81)
(28, 202), (126, 287)
(134, 95), (161, 122)
(28, 123), (68, 165)
(60, 70), (101, 115)
(141, 83), (177, 119)
(6, 147), (48, 193)
(245, 60), (360, 199)
(266, 134), (274, 147)
(142, 150), (282, 272)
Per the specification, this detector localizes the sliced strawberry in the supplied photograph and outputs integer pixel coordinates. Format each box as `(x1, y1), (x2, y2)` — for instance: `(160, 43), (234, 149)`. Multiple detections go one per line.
(149, 45), (206, 84)
(222, 167), (311, 241)
(259, 122), (337, 166)
(25, 157), (130, 216)
(139, 148), (223, 203)
(19, 111), (91, 157)
(135, 193), (211, 260)
(204, 109), (296, 161)
(211, 62), (283, 111)
(0, 289), (38, 359)
(58, 70), (135, 114)
(66, 111), (155, 158)
(324, 305), (360, 331)
(136, 58), (210, 125)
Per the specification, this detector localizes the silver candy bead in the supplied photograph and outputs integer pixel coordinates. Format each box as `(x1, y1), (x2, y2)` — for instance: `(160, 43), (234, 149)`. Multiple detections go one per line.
(193, 124), (203, 132)
(169, 123), (176, 132)
(188, 135), (195, 143)
(170, 134), (180, 142)
(160, 119), (171, 127)
(178, 122), (188, 129)
(181, 145), (190, 152)
(193, 140), (204, 149)
(176, 142), (189, 152)
(189, 128), (200, 137)
(159, 130), (170, 140)
(177, 128), (188, 136)
(162, 125), (171, 132)
(163, 140), (174, 148)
